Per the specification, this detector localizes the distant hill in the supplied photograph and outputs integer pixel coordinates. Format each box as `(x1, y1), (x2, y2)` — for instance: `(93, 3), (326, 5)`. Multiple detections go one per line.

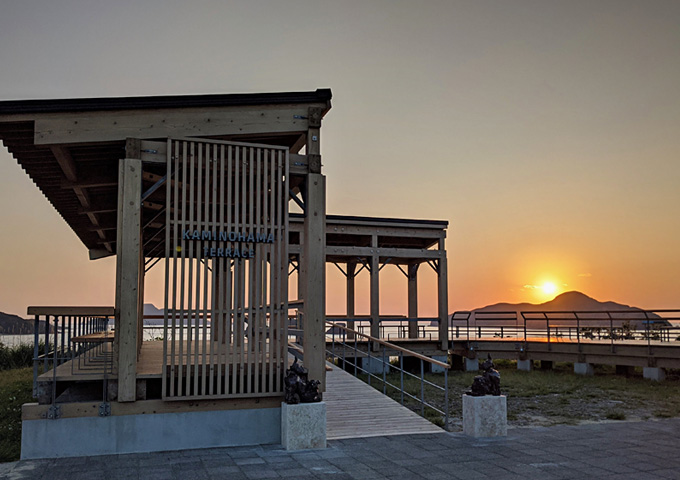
(451, 291), (665, 328)
(0, 311), (49, 335)
(476, 291), (645, 313)
(144, 303), (165, 325)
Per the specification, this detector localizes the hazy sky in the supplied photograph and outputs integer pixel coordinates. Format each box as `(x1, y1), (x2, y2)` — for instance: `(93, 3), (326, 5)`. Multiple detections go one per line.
(1, 0), (679, 317)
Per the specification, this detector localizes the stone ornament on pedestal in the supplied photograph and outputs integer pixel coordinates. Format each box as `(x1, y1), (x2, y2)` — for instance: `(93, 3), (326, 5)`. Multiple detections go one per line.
(462, 394), (507, 437)
(281, 401), (326, 450)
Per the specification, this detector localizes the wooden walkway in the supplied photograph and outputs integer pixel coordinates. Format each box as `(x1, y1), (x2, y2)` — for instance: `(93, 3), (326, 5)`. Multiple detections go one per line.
(324, 364), (444, 440)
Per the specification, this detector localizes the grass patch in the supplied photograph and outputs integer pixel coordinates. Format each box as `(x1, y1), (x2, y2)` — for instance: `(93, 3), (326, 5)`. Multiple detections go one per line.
(351, 362), (680, 430)
(605, 410), (626, 420)
(0, 342), (36, 371)
(0, 367), (33, 463)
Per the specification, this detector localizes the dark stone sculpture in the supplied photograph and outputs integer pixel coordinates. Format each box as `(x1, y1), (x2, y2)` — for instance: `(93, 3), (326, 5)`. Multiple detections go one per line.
(467, 355), (501, 396)
(284, 358), (322, 404)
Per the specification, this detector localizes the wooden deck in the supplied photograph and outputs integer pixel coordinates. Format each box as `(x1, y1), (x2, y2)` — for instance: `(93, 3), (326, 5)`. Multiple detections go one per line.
(324, 363), (443, 440)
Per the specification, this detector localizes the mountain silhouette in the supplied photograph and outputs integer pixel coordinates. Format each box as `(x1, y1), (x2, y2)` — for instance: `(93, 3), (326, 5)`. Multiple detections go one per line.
(475, 291), (642, 313)
(450, 291), (664, 328)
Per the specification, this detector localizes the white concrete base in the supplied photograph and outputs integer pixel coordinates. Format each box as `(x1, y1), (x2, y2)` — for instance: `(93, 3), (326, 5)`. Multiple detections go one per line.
(517, 359), (532, 372)
(574, 362), (594, 376)
(22, 406), (281, 459)
(358, 357), (390, 374)
(643, 367), (666, 382)
(431, 356), (448, 373)
(463, 395), (507, 438)
(281, 402), (326, 451)
(464, 357), (479, 372)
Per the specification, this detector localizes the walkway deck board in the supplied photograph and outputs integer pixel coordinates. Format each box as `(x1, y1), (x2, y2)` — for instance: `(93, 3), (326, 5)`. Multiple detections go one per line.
(324, 364), (443, 440)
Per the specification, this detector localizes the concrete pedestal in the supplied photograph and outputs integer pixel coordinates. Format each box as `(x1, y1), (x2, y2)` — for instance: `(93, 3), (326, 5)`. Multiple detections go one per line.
(517, 359), (532, 372)
(281, 402), (326, 451)
(462, 395), (507, 438)
(574, 362), (594, 376)
(643, 367), (666, 382)
(464, 357), (479, 372)
(431, 356), (449, 373)
(358, 357), (390, 375)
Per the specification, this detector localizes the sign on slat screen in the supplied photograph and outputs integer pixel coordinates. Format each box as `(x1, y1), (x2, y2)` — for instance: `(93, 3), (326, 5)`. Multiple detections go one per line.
(162, 139), (288, 400)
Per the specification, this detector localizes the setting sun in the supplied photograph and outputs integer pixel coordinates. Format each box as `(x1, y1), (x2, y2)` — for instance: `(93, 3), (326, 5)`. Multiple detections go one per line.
(542, 282), (558, 295)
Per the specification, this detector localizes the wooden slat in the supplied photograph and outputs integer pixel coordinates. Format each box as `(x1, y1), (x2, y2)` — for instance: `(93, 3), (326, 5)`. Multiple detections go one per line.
(162, 138), (288, 400)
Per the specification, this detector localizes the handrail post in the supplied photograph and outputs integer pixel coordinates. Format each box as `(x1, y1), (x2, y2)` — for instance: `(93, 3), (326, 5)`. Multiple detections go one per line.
(608, 312), (614, 353)
(32, 314), (40, 398)
(420, 359), (425, 417)
(444, 367), (449, 430)
(354, 335), (358, 377)
(43, 315), (50, 371)
(576, 313), (581, 351)
(400, 351), (404, 405)
(382, 345), (387, 395)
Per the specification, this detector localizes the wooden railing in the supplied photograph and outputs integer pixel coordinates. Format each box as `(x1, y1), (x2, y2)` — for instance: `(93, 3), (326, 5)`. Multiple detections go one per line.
(28, 306), (115, 412)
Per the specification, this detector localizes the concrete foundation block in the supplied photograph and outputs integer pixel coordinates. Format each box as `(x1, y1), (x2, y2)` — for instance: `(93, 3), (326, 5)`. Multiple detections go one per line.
(431, 356), (449, 373)
(464, 357), (479, 372)
(358, 356), (390, 375)
(643, 367), (666, 382)
(281, 402), (326, 451)
(517, 359), (532, 372)
(574, 362), (594, 376)
(22, 406), (281, 459)
(463, 394), (507, 438)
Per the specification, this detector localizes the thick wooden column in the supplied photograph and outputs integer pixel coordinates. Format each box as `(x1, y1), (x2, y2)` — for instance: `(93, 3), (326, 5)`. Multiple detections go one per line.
(346, 261), (356, 339)
(438, 237), (449, 350)
(303, 173), (326, 389)
(115, 157), (142, 402)
(408, 263), (419, 339)
(370, 235), (380, 341)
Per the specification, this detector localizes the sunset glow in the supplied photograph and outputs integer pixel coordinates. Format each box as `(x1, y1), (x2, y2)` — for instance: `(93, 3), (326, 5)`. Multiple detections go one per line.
(542, 282), (558, 295)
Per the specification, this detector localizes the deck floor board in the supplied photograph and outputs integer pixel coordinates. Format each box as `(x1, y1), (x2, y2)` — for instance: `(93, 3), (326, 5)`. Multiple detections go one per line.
(324, 364), (443, 440)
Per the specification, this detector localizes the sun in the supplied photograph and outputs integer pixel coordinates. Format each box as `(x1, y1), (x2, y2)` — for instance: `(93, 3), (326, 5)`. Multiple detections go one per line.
(542, 282), (558, 295)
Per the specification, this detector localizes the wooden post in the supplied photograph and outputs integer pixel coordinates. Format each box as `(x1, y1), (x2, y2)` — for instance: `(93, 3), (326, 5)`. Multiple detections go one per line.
(438, 237), (449, 350)
(303, 173), (326, 390)
(115, 157), (142, 402)
(370, 235), (380, 343)
(346, 261), (356, 338)
(408, 263), (419, 339)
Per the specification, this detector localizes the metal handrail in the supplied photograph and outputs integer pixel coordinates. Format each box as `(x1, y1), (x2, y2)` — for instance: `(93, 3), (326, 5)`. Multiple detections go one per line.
(325, 321), (450, 429)
(450, 309), (680, 353)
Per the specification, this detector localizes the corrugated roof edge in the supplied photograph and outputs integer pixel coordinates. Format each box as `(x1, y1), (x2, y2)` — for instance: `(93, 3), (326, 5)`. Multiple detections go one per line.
(0, 88), (332, 114)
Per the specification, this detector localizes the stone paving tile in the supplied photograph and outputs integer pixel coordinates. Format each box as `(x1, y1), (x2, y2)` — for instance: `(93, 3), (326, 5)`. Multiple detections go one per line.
(4, 419), (680, 479)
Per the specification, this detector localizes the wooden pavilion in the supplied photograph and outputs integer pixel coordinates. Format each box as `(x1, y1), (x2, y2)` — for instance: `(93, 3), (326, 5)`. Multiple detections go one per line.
(0, 89), (449, 458)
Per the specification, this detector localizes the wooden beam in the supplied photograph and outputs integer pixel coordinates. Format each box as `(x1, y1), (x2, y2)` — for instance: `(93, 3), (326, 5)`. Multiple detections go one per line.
(347, 261), (356, 336)
(50, 146), (77, 182)
(438, 237), (449, 350)
(325, 246), (444, 259)
(33, 104), (319, 145)
(408, 263), (419, 339)
(303, 173), (326, 391)
(50, 145), (110, 250)
(61, 177), (118, 189)
(115, 158), (142, 402)
(370, 236), (380, 342)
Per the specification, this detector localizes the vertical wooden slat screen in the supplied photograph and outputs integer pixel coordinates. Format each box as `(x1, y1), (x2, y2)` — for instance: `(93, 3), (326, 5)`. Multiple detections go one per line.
(163, 138), (288, 400)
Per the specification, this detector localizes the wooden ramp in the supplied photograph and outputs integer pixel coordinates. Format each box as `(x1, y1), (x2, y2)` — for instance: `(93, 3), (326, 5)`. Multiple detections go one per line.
(324, 364), (444, 440)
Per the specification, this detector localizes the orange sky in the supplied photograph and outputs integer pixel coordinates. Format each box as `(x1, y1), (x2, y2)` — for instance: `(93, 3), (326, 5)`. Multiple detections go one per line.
(1, 1), (679, 317)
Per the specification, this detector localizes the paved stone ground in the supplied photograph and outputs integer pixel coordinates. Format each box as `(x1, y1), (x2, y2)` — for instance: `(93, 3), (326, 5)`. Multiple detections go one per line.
(2, 419), (680, 479)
